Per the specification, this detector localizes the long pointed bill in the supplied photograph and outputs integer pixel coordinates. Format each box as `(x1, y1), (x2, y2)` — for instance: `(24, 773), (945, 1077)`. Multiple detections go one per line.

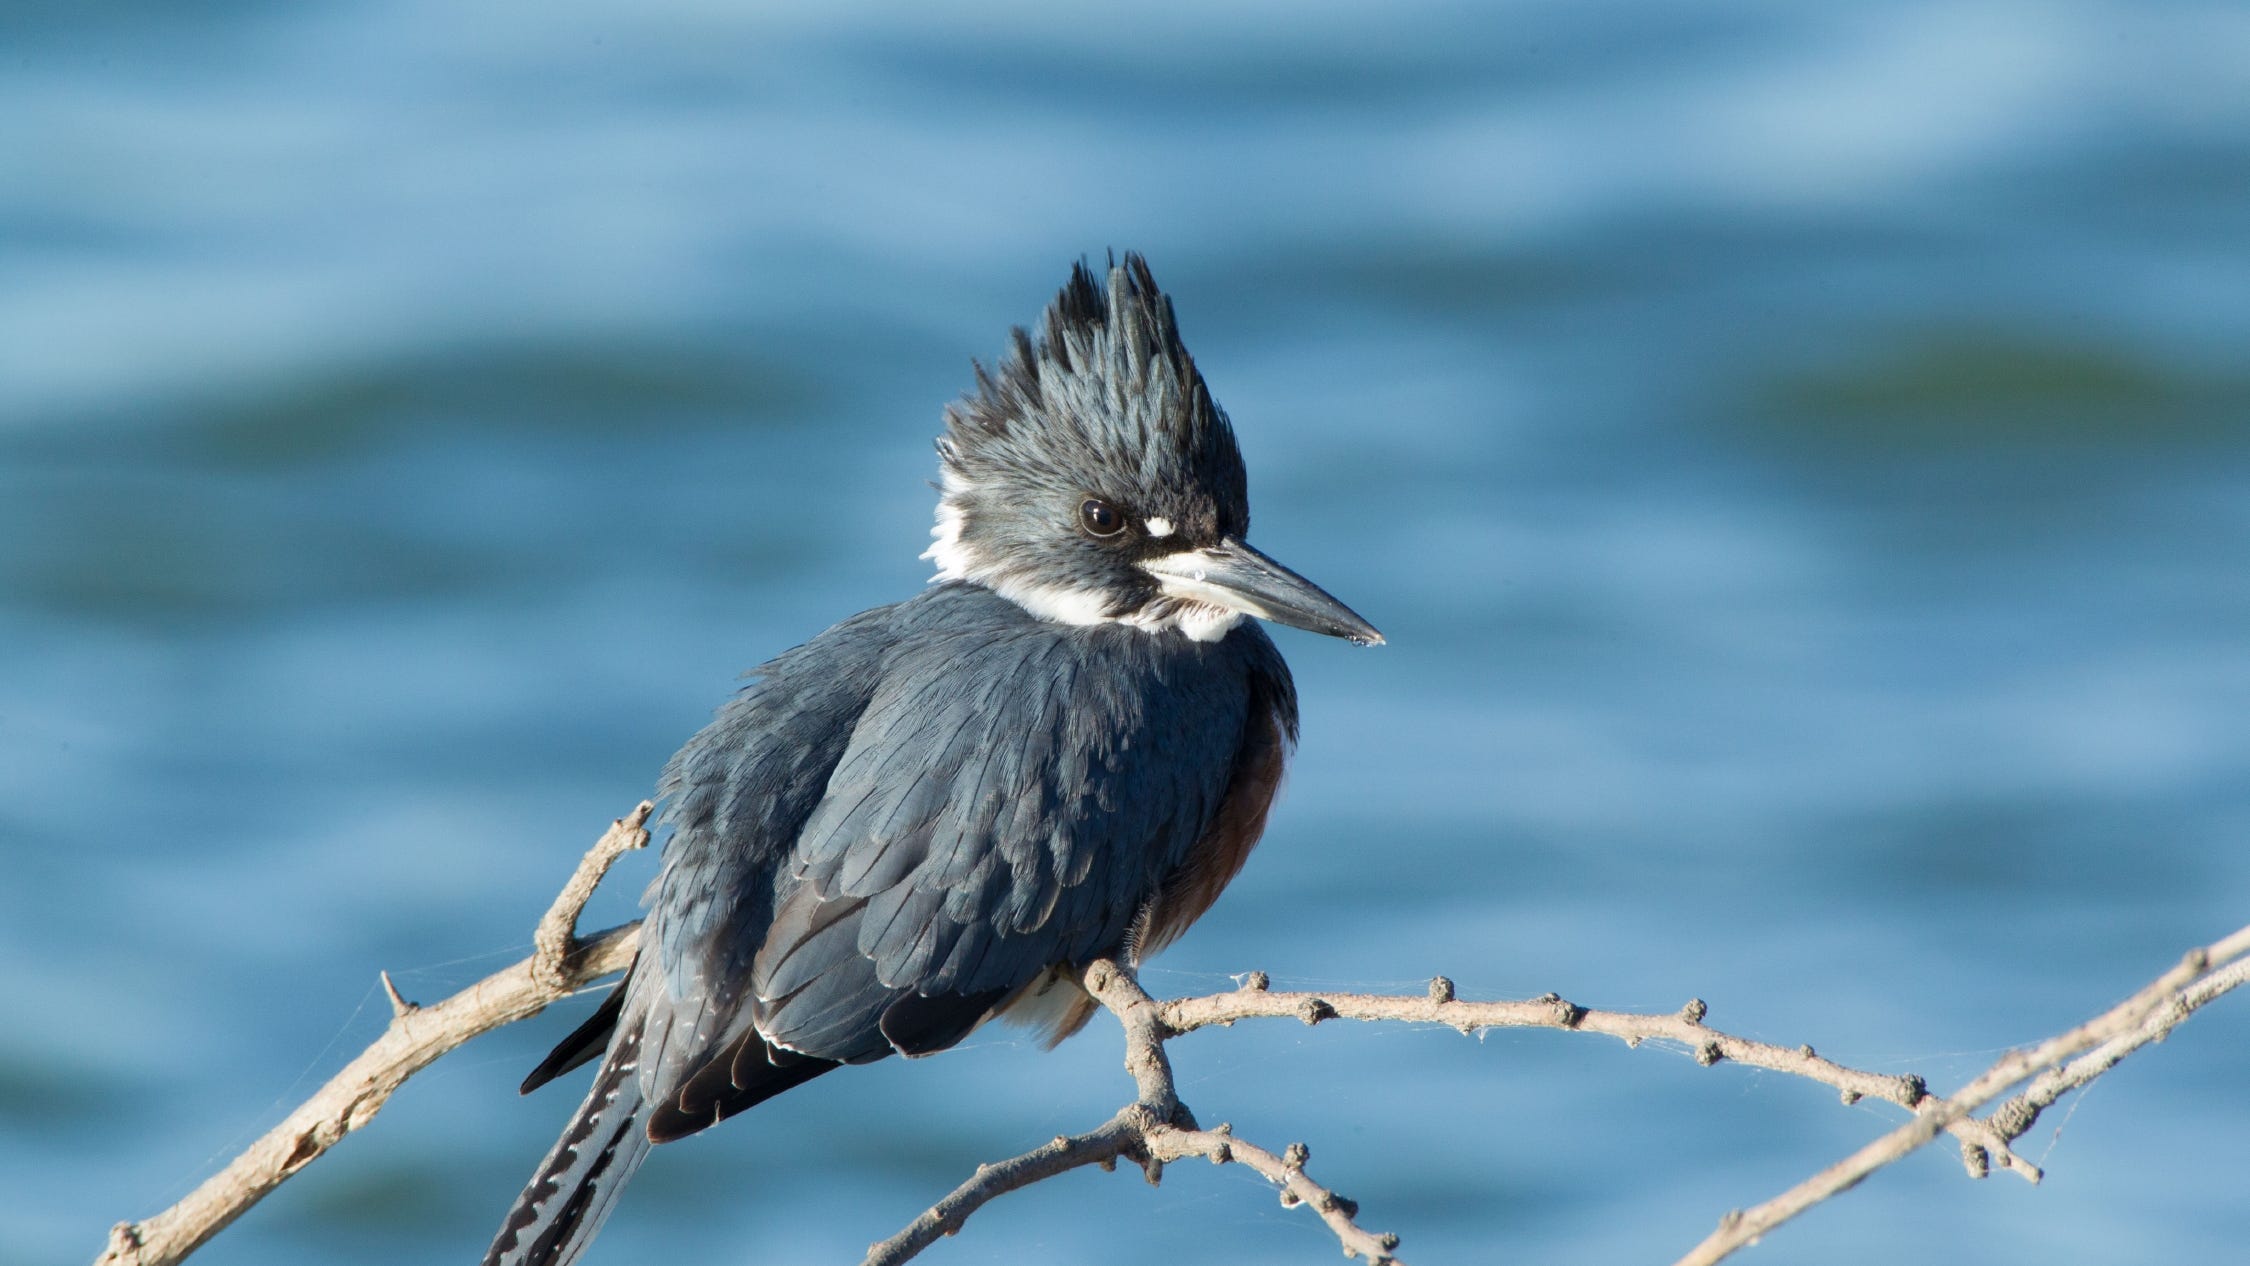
(1141, 539), (1384, 645)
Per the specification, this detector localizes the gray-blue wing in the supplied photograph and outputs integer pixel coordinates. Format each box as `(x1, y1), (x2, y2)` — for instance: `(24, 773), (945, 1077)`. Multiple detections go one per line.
(749, 597), (1256, 1063)
(490, 607), (904, 1266)
(487, 599), (899, 1262)
(625, 603), (900, 1135)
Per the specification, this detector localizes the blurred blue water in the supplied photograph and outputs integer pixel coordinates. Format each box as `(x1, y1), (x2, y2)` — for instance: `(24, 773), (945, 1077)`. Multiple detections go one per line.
(4, 2), (2248, 1263)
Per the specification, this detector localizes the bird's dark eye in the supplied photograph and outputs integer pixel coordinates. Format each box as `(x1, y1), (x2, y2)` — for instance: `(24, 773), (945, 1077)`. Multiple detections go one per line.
(1078, 498), (1125, 538)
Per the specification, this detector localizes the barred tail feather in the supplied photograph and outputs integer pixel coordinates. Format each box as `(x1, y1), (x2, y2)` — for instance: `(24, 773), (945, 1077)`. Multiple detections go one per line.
(483, 1028), (652, 1266)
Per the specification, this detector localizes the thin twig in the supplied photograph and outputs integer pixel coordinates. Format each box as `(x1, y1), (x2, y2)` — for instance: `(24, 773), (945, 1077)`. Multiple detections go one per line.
(1143, 1125), (1401, 1265)
(864, 960), (1403, 1266)
(1083, 959), (1402, 1262)
(1161, 976), (2038, 1180)
(1982, 925), (2250, 1152)
(530, 803), (651, 990)
(1669, 924), (2250, 1266)
(96, 804), (653, 1266)
(861, 1108), (1151, 1266)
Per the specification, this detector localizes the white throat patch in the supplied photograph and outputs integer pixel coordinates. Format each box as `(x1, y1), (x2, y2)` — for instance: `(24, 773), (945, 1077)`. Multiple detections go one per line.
(1128, 601), (1244, 642)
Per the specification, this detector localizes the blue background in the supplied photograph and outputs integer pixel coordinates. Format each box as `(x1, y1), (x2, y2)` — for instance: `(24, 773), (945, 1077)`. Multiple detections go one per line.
(5, 3), (2247, 1263)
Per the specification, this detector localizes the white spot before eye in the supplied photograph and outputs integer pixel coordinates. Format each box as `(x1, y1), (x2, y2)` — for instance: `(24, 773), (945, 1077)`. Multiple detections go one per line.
(1144, 516), (1174, 538)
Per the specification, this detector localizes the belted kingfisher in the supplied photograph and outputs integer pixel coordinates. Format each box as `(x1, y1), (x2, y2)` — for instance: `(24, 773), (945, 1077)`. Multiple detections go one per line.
(483, 254), (1381, 1266)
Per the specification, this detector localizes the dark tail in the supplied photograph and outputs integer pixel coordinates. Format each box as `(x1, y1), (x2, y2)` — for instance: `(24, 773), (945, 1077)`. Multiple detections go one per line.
(483, 1026), (652, 1266)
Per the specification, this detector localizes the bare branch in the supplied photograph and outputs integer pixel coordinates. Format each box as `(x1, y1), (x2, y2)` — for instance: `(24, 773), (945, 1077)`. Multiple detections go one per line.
(1670, 923), (2250, 1266)
(1084, 959), (1402, 1262)
(1143, 1125), (1401, 1266)
(91, 799), (2247, 1266)
(531, 802), (652, 990)
(865, 960), (1403, 1266)
(1984, 924), (2250, 1151)
(1161, 975), (2039, 1180)
(862, 1109), (1149, 1266)
(96, 803), (654, 1266)
(1080, 959), (1189, 1119)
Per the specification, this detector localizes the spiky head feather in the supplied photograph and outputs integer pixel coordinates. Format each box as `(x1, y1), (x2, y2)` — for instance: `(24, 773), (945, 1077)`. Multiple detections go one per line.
(925, 255), (1251, 627)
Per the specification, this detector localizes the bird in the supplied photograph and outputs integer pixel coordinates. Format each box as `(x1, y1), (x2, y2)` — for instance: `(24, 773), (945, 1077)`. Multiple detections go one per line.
(482, 253), (1382, 1266)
